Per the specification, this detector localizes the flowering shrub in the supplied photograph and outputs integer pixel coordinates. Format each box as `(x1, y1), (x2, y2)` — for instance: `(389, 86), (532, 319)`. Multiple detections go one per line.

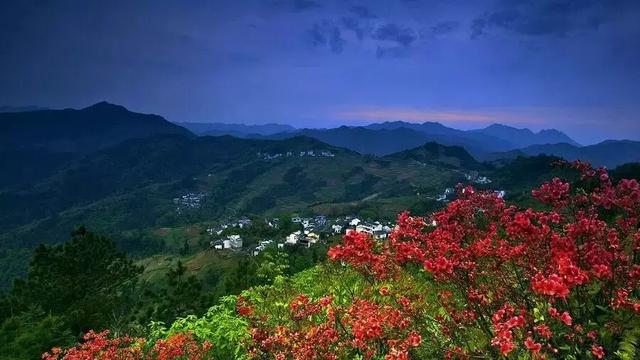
(238, 292), (422, 360)
(240, 161), (640, 359)
(43, 330), (213, 360)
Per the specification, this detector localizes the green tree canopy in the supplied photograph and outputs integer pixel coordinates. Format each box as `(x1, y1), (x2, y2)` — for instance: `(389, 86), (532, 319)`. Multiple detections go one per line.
(9, 226), (142, 333)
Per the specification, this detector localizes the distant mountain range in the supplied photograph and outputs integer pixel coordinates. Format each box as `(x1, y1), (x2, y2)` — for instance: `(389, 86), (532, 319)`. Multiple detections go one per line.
(470, 123), (580, 148)
(183, 120), (583, 157)
(0, 101), (192, 153)
(2, 102), (638, 168)
(488, 140), (640, 169)
(179, 122), (295, 137)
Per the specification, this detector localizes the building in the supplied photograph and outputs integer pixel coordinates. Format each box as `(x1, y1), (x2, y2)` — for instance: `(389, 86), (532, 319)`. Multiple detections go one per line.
(210, 240), (224, 250)
(223, 235), (243, 250)
(252, 240), (274, 256)
(286, 231), (302, 245)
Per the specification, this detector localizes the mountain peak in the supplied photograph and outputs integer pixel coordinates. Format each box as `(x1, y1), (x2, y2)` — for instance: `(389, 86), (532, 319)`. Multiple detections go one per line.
(475, 123), (579, 148)
(484, 123), (533, 134)
(82, 101), (128, 112)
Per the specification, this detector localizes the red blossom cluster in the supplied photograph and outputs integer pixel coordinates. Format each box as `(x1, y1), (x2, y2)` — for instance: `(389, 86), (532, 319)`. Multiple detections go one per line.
(322, 160), (640, 358)
(43, 331), (143, 360)
(240, 292), (421, 359)
(327, 230), (399, 279)
(43, 331), (213, 360)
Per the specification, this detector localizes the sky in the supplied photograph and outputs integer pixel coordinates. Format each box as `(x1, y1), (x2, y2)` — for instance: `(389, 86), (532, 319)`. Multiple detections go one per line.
(1, 0), (639, 144)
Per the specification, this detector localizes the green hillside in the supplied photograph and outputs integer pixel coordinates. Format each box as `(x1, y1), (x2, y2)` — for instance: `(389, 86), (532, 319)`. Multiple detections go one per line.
(0, 135), (471, 290)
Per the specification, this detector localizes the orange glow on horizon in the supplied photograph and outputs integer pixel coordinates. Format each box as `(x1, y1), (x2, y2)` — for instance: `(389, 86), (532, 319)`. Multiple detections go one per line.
(334, 108), (496, 123)
(330, 107), (558, 127)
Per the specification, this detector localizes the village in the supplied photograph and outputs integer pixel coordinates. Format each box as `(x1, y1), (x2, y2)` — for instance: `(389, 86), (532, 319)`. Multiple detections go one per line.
(257, 149), (336, 160)
(175, 170), (505, 252)
(206, 214), (395, 257)
(172, 192), (207, 214)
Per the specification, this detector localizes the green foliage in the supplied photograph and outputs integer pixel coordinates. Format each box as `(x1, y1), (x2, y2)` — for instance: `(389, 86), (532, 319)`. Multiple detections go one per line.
(0, 309), (73, 360)
(255, 248), (290, 284)
(149, 296), (251, 360)
(615, 320), (640, 360)
(137, 260), (208, 325)
(6, 227), (142, 333)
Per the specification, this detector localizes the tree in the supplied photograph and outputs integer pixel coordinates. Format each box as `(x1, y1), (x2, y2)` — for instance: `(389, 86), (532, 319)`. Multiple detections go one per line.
(0, 309), (73, 360)
(10, 226), (142, 334)
(256, 248), (289, 284)
(150, 260), (207, 323)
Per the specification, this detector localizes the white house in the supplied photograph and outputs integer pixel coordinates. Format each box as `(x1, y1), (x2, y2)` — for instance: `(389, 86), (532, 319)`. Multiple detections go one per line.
(223, 235), (243, 250)
(306, 232), (320, 243)
(356, 224), (374, 234)
(286, 231), (302, 245)
(210, 240), (224, 250)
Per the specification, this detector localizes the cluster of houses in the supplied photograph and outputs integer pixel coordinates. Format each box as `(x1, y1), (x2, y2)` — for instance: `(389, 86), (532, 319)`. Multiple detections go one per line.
(207, 215), (395, 257)
(436, 187), (455, 202)
(206, 218), (253, 236)
(258, 150), (335, 160)
(464, 171), (492, 184)
(173, 192), (206, 213)
(437, 187), (506, 202)
(210, 234), (243, 250)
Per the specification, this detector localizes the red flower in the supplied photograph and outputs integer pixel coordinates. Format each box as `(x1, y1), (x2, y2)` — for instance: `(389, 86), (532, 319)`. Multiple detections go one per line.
(524, 337), (542, 353)
(559, 311), (572, 326)
(591, 345), (605, 359)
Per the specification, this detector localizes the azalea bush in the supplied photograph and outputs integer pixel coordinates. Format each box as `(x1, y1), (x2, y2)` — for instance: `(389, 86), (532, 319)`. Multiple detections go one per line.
(238, 161), (640, 359)
(43, 330), (213, 360)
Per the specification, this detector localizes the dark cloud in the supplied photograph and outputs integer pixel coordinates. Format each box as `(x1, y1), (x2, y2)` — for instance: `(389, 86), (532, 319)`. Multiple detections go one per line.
(431, 21), (459, 36)
(470, 17), (487, 39)
(376, 46), (411, 59)
(309, 21), (345, 54)
(372, 23), (416, 47)
(268, 0), (321, 12)
(471, 0), (637, 38)
(349, 5), (376, 19)
(341, 17), (365, 40)
(293, 0), (321, 11)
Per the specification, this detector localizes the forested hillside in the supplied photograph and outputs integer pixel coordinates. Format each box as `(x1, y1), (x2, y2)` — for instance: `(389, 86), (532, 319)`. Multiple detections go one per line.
(2, 161), (637, 359)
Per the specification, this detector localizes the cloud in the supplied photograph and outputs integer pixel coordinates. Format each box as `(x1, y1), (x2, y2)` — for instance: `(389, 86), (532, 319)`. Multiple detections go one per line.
(431, 21), (459, 36)
(309, 21), (345, 54)
(341, 17), (366, 41)
(268, 0), (321, 12)
(293, 0), (321, 11)
(375, 46), (411, 59)
(349, 5), (376, 19)
(470, 17), (487, 39)
(469, 0), (637, 38)
(372, 23), (417, 47)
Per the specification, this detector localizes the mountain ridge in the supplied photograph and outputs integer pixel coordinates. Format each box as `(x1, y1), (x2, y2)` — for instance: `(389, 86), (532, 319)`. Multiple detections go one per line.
(0, 102), (193, 154)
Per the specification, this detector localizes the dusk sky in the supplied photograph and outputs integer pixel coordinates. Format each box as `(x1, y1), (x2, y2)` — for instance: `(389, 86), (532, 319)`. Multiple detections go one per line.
(1, 0), (639, 144)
